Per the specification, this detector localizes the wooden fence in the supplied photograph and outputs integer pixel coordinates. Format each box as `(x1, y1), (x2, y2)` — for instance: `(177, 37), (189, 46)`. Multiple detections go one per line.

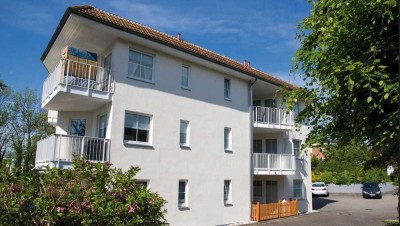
(251, 199), (298, 222)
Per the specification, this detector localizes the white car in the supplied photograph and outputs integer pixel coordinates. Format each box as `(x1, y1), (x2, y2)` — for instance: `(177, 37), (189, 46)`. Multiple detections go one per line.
(312, 182), (329, 196)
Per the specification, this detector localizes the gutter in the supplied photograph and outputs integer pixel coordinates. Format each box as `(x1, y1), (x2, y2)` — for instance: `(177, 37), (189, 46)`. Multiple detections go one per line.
(248, 78), (257, 219)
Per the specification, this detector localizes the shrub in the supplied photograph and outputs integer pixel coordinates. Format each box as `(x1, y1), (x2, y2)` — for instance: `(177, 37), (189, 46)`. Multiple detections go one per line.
(319, 171), (334, 184)
(364, 168), (385, 183)
(335, 170), (351, 185)
(0, 158), (167, 225)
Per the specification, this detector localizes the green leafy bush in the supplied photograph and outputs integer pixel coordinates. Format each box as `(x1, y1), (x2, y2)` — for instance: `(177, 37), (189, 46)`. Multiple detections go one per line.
(319, 171), (334, 184)
(364, 168), (386, 183)
(0, 158), (167, 225)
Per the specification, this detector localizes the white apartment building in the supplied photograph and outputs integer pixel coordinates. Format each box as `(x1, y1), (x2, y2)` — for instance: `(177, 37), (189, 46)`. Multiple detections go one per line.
(35, 5), (312, 226)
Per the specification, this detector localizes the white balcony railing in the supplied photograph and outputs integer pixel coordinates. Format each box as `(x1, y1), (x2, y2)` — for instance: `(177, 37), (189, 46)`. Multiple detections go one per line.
(253, 153), (295, 175)
(42, 59), (114, 103)
(253, 106), (294, 126)
(35, 134), (110, 165)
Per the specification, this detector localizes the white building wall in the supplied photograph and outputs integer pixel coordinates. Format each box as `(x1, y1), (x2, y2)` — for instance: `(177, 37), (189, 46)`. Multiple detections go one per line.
(107, 40), (251, 226)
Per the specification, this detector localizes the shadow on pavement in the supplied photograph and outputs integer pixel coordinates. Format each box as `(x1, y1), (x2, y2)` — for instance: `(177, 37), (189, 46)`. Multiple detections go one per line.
(312, 197), (338, 210)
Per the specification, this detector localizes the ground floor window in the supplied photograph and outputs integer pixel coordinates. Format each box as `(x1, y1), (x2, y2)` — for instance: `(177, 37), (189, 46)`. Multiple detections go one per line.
(253, 180), (262, 197)
(178, 180), (188, 207)
(293, 179), (304, 199)
(224, 180), (232, 204)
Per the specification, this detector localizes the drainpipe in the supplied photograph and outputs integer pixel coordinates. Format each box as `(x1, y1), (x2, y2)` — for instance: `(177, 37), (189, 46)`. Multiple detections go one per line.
(248, 78), (257, 218)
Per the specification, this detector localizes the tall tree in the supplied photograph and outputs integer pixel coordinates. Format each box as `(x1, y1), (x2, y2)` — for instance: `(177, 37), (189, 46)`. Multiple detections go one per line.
(6, 88), (53, 174)
(283, 0), (399, 214)
(282, 0), (398, 165)
(0, 82), (11, 162)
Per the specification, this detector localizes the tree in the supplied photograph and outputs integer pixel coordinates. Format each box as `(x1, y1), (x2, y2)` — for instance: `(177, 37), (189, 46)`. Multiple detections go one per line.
(5, 88), (53, 174)
(284, 1), (398, 212)
(282, 0), (398, 165)
(0, 83), (11, 162)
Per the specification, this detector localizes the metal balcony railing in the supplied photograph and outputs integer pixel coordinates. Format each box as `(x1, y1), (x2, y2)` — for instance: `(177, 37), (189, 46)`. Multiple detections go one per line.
(42, 59), (114, 103)
(35, 134), (110, 164)
(253, 153), (295, 174)
(253, 106), (294, 126)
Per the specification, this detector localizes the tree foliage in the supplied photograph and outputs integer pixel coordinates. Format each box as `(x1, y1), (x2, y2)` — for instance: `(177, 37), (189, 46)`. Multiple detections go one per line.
(0, 158), (167, 225)
(281, 0), (398, 165)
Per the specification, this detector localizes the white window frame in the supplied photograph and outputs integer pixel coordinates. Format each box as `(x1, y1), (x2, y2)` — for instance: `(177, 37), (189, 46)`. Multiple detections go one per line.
(181, 65), (191, 90)
(293, 179), (304, 199)
(180, 120), (190, 147)
(224, 127), (232, 151)
(178, 180), (189, 208)
(127, 49), (155, 83)
(224, 180), (232, 205)
(224, 78), (231, 100)
(123, 111), (153, 146)
(135, 180), (150, 189)
(70, 119), (86, 136)
(293, 139), (301, 158)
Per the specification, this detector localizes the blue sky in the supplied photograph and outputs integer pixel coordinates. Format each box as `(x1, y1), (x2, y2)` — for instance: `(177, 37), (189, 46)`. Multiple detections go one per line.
(0, 0), (311, 94)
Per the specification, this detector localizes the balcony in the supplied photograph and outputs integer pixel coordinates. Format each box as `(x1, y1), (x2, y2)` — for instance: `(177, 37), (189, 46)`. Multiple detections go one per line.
(253, 153), (295, 175)
(253, 106), (294, 130)
(35, 134), (110, 169)
(42, 59), (114, 111)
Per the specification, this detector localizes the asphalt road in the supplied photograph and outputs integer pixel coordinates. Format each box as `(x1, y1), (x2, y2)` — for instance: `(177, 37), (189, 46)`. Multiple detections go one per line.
(246, 192), (398, 226)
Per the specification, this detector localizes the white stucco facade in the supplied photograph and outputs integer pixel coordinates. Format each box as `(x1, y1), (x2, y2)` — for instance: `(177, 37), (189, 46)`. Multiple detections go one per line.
(36, 8), (312, 226)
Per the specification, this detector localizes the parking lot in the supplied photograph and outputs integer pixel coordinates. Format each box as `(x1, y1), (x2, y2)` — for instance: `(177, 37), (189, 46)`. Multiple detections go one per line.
(249, 192), (398, 226)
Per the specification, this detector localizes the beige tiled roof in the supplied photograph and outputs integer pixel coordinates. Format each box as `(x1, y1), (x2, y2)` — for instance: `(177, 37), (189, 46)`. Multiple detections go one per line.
(57, 5), (298, 89)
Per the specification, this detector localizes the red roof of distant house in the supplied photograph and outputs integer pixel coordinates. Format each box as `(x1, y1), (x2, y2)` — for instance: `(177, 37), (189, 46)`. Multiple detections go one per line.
(42, 5), (298, 90)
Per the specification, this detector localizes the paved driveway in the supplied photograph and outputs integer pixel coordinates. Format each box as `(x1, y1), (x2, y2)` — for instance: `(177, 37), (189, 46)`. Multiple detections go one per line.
(246, 192), (398, 226)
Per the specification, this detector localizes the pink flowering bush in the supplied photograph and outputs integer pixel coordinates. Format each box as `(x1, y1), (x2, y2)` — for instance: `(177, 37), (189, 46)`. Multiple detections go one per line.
(0, 158), (167, 225)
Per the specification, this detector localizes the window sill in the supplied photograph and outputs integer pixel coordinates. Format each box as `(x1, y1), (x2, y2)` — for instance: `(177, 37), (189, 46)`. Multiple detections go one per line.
(178, 205), (190, 210)
(127, 76), (155, 85)
(225, 149), (233, 153)
(180, 145), (191, 150)
(224, 202), (233, 206)
(124, 140), (153, 148)
(224, 97), (232, 102)
(181, 86), (191, 91)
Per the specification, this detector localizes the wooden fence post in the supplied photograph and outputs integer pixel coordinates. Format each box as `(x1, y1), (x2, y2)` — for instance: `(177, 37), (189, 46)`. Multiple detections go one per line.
(256, 202), (260, 221)
(278, 200), (281, 218)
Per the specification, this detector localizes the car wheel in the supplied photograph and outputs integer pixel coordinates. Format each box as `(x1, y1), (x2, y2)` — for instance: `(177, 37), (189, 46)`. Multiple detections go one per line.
(326, 193), (329, 197)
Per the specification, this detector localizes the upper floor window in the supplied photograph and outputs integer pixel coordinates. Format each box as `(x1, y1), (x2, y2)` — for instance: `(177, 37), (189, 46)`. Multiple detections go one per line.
(253, 140), (262, 153)
(128, 50), (154, 82)
(180, 120), (189, 147)
(181, 66), (190, 89)
(224, 78), (231, 99)
(224, 127), (232, 151)
(178, 180), (188, 207)
(124, 112), (151, 143)
(293, 140), (301, 157)
(135, 180), (150, 189)
(70, 119), (86, 136)
(294, 103), (300, 116)
(293, 179), (304, 199)
(224, 180), (232, 204)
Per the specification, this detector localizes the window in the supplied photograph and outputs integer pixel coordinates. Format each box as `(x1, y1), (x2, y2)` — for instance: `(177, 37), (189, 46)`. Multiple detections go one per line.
(253, 140), (262, 153)
(224, 127), (232, 150)
(253, 180), (262, 197)
(128, 50), (154, 82)
(135, 180), (149, 189)
(224, 180), (232, 204)
(265, 139), (277, 154)
(98, 114), (107, 138)
(294, 103), (300, 116)
(224, 78), (230, 99)
(70, 119), (86, 136)
(293, 140), (301, 157)
(180, 120), (189, 146)
(124, 112), (151, 143)
(181, 66), (190, 89)
(293, 180), (304, 199)
(178, 180), (188, 207)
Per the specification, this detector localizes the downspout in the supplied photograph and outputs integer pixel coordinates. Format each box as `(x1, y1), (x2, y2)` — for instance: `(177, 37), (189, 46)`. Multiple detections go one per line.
(248, 78), (257, 219)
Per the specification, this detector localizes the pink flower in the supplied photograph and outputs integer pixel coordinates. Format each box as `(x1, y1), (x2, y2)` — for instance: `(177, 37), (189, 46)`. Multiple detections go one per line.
(128, 202), (137, 213)
(81, 199), (91, 210)
(150, 199), (155, 206)
(56, 206), (66, 213)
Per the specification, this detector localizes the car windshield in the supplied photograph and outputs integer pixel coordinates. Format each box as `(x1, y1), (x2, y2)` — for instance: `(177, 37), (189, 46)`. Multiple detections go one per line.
(363, 183), (378, 188)
(312, 183), (325, 187)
